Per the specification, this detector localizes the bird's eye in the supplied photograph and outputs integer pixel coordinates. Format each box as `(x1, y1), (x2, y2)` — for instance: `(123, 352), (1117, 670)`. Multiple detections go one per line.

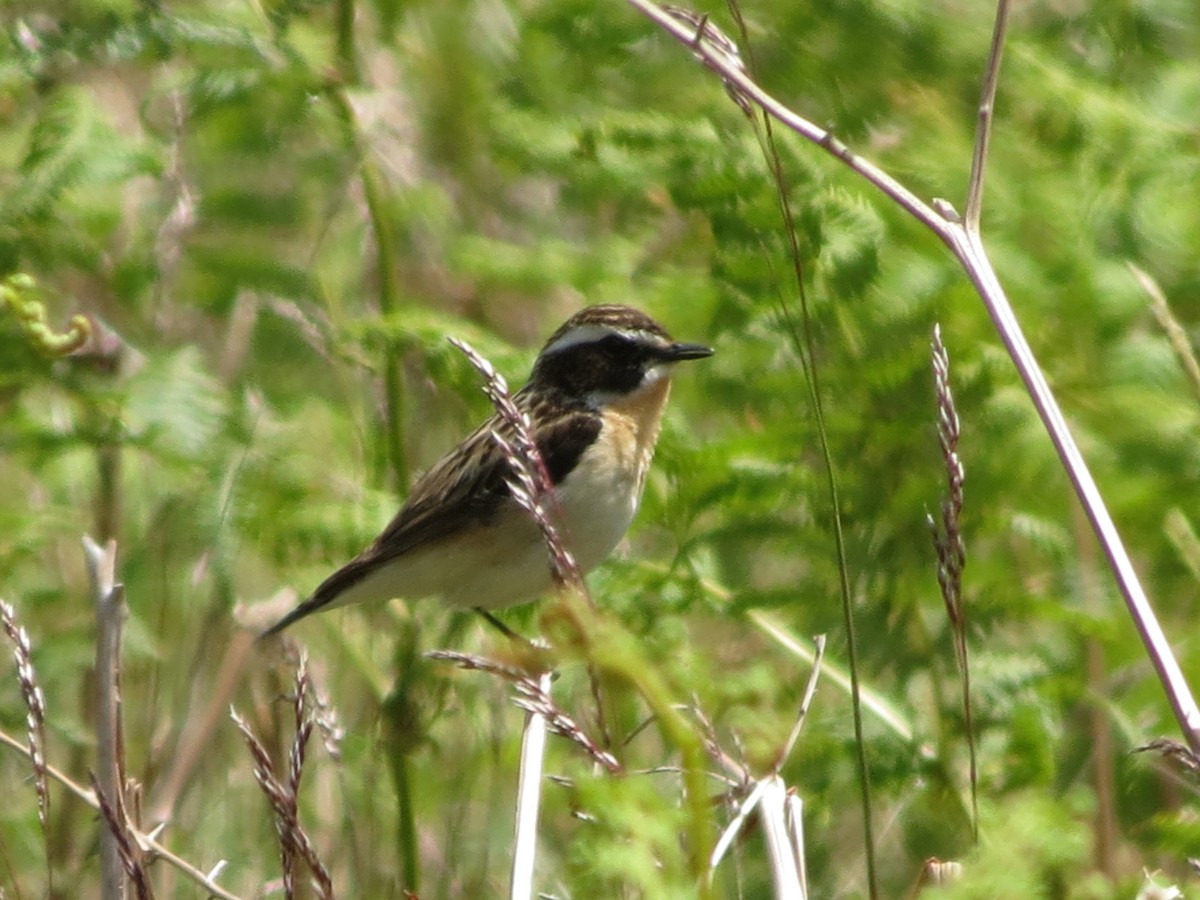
(596, 334), (644, 364)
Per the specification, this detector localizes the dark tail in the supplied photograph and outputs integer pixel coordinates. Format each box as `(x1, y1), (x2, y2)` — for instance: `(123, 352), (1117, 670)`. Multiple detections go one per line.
(257, 596), (323, 640)
(257, 554), (377, 640)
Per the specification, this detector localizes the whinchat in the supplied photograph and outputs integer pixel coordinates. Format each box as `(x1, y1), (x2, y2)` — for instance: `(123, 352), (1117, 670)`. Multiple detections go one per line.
(264, 305), (712, 635)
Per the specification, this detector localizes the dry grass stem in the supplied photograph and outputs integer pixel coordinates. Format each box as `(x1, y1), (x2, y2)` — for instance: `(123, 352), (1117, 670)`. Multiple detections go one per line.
(704, 638), (820, 896)
(1136, 738), (1200, 783)
(749, 611), (914, 742)
(927, 326), (977, 840)
(928, 325), (967, 641)
(512, 676), (622, 774)
(0, 599), (49, 834)
(758, 776), (806, 899)
(231, 656), (334, 900)
(428, 650), (620, 773)
(426, 649), (531, 681)
(964, 0), (1011, 232)
(91, 773), (155, 900)
(448, 337), (583, 590)
(689, 701), (747, 785)
(511, 670), (552, 900)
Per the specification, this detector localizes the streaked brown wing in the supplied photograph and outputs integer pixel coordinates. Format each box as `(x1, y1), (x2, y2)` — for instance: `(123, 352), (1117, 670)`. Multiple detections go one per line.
(261, 390), (601, 635)
(369, 390), (603, 558)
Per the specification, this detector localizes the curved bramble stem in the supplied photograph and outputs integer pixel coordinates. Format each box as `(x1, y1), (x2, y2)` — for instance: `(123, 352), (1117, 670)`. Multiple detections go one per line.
(624, 0), (1200, 754)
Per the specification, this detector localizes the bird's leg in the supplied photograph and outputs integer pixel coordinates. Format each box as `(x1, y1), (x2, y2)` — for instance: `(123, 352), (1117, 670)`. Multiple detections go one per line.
(474, 608), (531, 645)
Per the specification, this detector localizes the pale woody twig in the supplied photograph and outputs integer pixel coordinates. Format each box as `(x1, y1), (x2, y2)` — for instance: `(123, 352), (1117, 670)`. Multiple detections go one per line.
(773, 634), (826, 773)
(624, 0), (947, 236)
(82, 535), (128, 900)
(626, 0), (1200, 756)
(0, 727), (243, 900)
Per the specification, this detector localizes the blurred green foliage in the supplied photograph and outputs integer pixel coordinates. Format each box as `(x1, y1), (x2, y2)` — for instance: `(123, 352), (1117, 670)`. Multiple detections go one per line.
(1, 0), (1198, 896)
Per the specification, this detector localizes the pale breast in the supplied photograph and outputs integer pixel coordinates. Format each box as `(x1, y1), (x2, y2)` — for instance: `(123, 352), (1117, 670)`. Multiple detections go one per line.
(555, 374), (673, 570)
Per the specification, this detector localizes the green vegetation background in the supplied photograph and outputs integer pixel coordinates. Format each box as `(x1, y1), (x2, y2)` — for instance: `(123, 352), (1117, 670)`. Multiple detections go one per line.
(1, 0), (1198, 896)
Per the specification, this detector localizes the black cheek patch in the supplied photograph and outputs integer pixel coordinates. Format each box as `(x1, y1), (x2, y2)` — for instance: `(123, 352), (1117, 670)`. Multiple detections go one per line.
(538, 414), (604, 485)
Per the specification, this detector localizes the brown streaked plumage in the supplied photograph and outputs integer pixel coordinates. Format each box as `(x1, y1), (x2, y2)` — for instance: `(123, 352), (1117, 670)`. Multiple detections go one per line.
(262, 305), (712, 637)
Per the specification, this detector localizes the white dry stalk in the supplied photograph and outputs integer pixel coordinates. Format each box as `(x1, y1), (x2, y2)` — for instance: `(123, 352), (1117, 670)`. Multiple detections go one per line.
(710, 777), (770, 871)
(709, 636), (822, 894)
(709, 776), (807, 898)
(627, 0), (1200, 755)
(759, 776), (805, 900)
(510, 669), (553, 900)
(786, 790), (808, 895)
(512, 677), (621, 773)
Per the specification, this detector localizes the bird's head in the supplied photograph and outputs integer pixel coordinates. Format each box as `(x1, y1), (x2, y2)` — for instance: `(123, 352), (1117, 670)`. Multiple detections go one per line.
(530, 305), (712, 407)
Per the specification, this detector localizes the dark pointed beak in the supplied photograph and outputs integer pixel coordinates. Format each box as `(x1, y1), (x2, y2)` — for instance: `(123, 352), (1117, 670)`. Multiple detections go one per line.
(664, 342), (714, 362)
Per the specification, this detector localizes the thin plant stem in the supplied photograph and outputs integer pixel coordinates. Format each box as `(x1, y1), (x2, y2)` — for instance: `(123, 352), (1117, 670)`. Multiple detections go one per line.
(1129, 263), (1200, 405)
(711, 0), (878, 890)
(749, 610), (913, 741)
(758, 776), (805, 899)
(773, 634), (827, 773)
(333, 0), (358, 83)
(325, 88), (409, 494)
(965, 0), (1011, 232)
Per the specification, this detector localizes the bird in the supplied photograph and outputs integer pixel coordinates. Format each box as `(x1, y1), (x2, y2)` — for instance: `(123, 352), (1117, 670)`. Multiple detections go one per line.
(262, 305), (713, 636)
